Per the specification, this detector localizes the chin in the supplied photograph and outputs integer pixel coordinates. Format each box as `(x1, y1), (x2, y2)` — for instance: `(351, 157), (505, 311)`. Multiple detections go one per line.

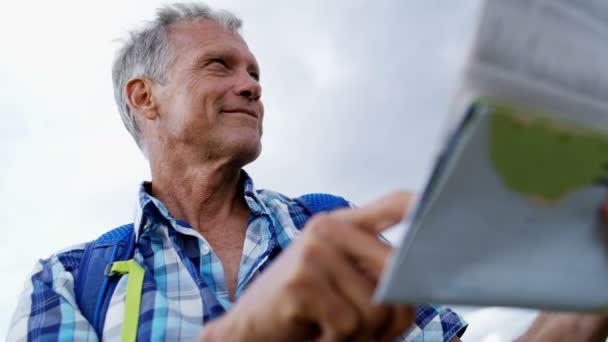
(205, 128), (262, 166)
(229, 145), (261, 168)
(224, 136), (262, 166)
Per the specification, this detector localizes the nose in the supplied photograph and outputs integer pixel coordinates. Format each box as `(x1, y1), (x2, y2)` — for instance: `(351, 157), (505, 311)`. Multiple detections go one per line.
(234, 69), (262, 101)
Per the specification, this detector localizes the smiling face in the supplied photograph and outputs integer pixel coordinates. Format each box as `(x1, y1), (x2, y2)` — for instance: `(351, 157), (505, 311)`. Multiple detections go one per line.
(149, 19), (264, 167)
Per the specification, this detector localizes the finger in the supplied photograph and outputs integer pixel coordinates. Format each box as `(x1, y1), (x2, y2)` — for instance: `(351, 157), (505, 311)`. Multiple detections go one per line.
(332, 191), (412, 234)
(306, 214), (393, 280)
(312, 236), (392, 340)
(601, 199), (608, 222)
(376, 305), (416, 341)
(302, 274), (360, 342)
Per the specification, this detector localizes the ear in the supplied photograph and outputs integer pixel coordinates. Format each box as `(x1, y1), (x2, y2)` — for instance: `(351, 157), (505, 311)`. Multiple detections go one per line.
(125, 77), (158, 121)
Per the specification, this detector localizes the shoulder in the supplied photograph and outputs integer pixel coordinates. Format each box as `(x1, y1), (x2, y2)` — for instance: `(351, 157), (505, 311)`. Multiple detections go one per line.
(31, 242), (88, 284)
(254, 189), (306, 227)
(256, 189), (353, 209)
(255, 189), (352, 229)
(10, 242), (88, 323)
(254, 188), (296, 206)
(8, 242), (97, 341)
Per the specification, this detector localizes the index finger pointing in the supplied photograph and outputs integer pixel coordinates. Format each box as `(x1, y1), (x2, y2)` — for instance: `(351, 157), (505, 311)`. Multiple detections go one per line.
(332, 191), (412, 233)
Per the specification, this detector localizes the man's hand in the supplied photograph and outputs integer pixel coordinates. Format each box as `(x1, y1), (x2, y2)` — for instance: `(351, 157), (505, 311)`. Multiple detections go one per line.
(200, 192), (415, 341)
(517, 312), (608, 342)
(517, 200), (608, 342)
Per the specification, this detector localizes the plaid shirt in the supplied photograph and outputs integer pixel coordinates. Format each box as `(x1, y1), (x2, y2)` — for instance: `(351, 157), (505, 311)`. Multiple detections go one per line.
(8, 173), (467, 341)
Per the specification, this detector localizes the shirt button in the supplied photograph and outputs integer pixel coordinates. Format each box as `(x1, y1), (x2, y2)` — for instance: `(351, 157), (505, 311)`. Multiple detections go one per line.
(200, 244), (210, 255)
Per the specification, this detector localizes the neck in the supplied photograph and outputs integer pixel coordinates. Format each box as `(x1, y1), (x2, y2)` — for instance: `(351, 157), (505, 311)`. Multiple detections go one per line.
(149, 156), (248, 235)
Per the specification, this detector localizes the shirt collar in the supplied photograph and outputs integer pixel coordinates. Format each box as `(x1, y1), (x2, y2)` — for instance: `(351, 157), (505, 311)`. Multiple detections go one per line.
(133, 170), (271, 241)
(240, 170), (271, 217)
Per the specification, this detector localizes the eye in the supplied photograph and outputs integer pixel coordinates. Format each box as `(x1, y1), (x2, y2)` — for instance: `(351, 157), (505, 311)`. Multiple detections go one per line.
(206, 58), (228, 68)
(249, 71), (260, 81)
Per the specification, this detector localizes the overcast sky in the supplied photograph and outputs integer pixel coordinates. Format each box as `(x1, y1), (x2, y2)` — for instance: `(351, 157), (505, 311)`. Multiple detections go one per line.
(0, 0), (537, 339)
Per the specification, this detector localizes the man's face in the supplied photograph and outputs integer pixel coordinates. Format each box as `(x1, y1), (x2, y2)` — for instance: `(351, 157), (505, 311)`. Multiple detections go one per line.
(151, 19), (263, 165)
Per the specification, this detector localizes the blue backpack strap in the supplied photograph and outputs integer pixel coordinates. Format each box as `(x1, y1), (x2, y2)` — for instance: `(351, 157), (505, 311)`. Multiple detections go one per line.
(294, 193), (350, 216)
(75, 223), (136, 337)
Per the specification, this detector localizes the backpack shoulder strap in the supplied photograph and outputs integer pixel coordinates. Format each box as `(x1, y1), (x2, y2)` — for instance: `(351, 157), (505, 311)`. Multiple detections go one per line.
(75, 223), (135, 336)
(294, 193), (350, 216)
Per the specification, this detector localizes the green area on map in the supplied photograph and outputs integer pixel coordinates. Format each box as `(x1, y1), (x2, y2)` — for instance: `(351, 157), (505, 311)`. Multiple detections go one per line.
(488, 101), (608, 202)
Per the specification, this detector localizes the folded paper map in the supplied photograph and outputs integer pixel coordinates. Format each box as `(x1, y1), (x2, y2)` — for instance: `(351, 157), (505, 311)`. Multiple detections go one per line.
(375, 0), (608, 311)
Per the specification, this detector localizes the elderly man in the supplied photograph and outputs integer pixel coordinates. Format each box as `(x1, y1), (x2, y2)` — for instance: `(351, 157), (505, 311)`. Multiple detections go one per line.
(8, 3), (466, 341)
(8, 2), (608, 342)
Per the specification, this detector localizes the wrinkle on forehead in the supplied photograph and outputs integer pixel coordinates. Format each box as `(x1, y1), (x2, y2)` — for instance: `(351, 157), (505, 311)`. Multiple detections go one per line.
(165, 18), (259, 73)
(167, 18), (248, 55)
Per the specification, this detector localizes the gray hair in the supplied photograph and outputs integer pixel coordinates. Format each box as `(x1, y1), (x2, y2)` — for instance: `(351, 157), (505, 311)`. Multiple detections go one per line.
(112, 2), (242, 152)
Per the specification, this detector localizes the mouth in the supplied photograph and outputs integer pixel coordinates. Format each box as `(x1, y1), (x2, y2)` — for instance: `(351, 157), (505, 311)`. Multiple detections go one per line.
(221, 108), (259, 119)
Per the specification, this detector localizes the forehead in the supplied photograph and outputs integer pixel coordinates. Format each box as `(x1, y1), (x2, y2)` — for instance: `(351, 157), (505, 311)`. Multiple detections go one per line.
(168, 19), (257, 65)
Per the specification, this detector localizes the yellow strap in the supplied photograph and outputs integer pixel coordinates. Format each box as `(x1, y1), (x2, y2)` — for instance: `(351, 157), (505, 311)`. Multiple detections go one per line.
(110, 259), (145, 342)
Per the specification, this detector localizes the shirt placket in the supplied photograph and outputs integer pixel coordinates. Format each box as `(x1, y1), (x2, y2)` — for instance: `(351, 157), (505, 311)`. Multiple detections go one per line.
(235, 213), (283, 297)
(165, 224), (228, 321)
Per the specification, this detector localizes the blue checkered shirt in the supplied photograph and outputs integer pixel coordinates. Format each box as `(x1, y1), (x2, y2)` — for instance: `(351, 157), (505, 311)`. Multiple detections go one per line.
(8, 174), (467, 341)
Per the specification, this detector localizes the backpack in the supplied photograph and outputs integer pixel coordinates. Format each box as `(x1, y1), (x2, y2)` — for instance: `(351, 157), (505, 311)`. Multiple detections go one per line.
(74, 193), (349, 340)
